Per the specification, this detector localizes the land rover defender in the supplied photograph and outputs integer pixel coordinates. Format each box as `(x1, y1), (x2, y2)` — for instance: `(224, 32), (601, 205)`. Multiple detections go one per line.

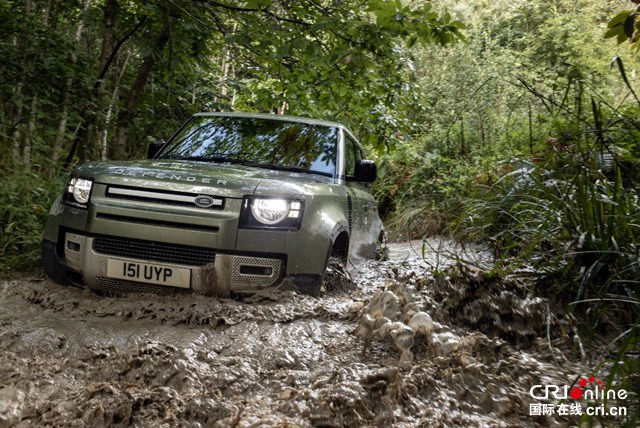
(42, 112), (383, 296)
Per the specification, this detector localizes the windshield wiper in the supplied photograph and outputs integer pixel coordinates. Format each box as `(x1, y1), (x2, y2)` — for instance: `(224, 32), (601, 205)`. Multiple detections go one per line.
(244, 162), (333, 177)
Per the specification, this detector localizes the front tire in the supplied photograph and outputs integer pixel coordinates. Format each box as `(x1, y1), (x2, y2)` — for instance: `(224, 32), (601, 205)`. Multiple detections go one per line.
(41, 240), (79, 287)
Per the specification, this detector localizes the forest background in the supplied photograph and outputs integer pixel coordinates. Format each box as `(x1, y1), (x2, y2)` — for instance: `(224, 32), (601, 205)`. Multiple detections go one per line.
(1, 0), (640, 424)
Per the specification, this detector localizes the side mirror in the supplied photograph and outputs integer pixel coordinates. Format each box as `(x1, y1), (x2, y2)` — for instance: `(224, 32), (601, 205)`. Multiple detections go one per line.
(353, 159), (377, 183)
(147, 139), (165, 159)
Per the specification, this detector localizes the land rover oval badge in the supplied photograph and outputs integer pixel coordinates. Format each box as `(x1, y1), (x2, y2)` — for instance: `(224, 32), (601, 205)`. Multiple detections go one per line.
(194, 195), (215, 208)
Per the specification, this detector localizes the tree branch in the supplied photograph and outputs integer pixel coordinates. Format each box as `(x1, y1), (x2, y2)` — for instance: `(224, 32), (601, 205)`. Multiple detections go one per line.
(198, 0), (259, 13)
(93, 15), (148, 94)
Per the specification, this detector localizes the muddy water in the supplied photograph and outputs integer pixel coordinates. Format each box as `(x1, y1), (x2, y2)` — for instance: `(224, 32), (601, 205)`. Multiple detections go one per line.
(0, 240), (587, 427)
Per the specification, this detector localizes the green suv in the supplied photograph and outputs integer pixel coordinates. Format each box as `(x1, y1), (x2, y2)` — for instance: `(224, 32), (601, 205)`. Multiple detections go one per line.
(42, 113), (383, 296)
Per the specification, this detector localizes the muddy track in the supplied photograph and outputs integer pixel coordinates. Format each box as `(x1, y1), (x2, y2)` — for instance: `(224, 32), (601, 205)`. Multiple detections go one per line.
(0, 241), (588, 427)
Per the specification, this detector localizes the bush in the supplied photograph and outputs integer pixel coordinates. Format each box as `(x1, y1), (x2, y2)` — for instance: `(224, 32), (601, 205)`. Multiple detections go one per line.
(459, 151), (639, 299)
(374, 144), (494, 239)
(0, 171), (64, 275)
(375, 69), (640, 424)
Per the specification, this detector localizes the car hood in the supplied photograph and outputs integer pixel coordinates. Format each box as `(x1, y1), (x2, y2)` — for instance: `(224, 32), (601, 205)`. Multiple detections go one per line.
(74, 160), (334, 198)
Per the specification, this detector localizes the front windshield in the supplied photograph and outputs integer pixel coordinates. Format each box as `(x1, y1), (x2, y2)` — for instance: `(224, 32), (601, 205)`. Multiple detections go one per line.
(159, 115), (338, 177)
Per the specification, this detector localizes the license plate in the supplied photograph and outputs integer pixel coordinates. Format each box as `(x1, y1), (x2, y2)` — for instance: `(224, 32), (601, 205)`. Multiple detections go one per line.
(107, 259), (191, 288)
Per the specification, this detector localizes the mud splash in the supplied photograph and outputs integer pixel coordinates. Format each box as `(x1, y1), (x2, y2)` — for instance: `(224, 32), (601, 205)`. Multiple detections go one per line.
(0, 240), (595, 427)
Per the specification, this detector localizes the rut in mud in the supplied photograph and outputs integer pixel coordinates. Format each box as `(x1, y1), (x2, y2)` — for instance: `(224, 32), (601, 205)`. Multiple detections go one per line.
(0, 240), (611, 427)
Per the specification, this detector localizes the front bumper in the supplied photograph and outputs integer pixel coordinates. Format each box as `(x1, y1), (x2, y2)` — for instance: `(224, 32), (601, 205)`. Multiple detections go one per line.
(42, 183), (335, 296)
(45, 232), (287, 296)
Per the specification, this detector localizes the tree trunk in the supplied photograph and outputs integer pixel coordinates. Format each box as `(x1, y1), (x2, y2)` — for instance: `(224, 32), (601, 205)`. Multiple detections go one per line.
(51, 0), (93, 173)
(112, 20), (171, 159)
(64, 1), (147, 167)
(10, 79), (23, 167)
(10, 0), (34, 169)
(102, 51), (132, 160)
(23, 94), (38, 169)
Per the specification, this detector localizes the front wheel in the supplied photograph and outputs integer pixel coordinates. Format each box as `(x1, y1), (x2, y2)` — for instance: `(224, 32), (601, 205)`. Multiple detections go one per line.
(323, 255), (353, 293)
(42, 240), (82, 287)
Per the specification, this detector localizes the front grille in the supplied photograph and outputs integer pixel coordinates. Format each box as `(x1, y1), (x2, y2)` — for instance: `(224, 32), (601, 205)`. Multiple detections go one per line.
(106, 186), (225, 210)
(96, 213), (219, 232)
(95, 276), (192, 295)
(93, 237), (215, 266)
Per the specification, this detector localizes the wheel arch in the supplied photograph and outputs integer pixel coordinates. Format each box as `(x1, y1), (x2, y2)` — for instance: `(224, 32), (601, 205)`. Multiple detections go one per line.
(331, 229), (350, 260)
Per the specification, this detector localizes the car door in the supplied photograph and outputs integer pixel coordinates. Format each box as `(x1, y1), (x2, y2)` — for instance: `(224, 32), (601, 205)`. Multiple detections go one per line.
(343, 133), (379, 257)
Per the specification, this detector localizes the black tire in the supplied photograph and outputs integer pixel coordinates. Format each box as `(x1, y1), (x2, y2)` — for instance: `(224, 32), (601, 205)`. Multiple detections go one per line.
(41, 240), (83, 287)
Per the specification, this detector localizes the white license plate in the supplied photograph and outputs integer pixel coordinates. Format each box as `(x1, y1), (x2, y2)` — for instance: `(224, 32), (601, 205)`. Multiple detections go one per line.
(107, 259), (191, 288)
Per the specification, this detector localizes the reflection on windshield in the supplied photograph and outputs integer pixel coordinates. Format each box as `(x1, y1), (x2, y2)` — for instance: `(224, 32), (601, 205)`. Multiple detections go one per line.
(160, 116), (338, 177)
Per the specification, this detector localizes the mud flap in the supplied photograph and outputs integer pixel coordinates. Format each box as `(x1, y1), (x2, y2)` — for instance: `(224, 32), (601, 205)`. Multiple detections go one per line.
(200, 256), (232, 297)
(281, 245), (332, 297)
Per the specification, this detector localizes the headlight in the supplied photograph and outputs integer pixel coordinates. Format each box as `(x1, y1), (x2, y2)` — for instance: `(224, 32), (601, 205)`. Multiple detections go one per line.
(251, 199), (289, 224)
(240, 197), (303, 230)
(63, 177), (93, 208)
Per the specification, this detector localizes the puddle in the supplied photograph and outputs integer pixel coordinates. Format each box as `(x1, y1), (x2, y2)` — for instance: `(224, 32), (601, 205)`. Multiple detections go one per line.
(0, 240), (614, 427)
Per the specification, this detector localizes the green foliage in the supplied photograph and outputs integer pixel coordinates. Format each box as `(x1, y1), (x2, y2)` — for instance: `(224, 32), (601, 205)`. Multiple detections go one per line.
(0, 172), (65, 275)
(379, 0), (640, 237)
(0, 0), (464, 164)
(433, 58), (640, 318)
(606, 4), (640, 51)
(374, 144), (490, 238)
(225, 0), (465, 151)
(459, 150), (640, 293)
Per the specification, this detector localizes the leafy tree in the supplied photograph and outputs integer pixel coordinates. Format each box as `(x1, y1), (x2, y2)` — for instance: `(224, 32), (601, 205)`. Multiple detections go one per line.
(606, 0), (640, 50)
(0, 0), (465, 170)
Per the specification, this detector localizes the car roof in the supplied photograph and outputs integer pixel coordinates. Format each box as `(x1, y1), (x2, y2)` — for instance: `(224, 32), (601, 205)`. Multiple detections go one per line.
(194, 112), (358, 140)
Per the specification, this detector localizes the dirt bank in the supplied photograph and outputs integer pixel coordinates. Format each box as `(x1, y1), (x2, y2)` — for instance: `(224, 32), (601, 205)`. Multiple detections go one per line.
(0, 240), (609, 427)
